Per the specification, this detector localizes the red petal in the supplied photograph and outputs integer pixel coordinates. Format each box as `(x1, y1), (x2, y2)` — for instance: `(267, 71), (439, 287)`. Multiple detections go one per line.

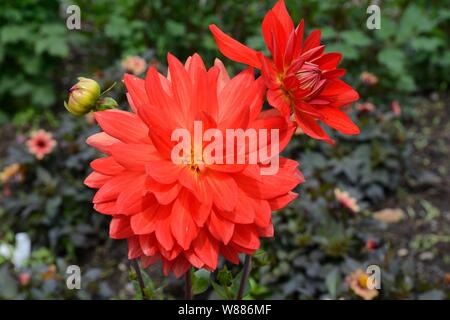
(318, 107), (360, 135)
(128, 236), (142, 259)
(208, 210), (234, 245)
(267, 88), (291, 118)
(90, 157), (124, 176)
(205, 171), (238, 212)
(130, 203), (159, 234)
(209, 24), (262, 69)
(94, 110), (150, 144)
(231, 224), (260, 250)
(109, 215), (133, 239)
(302, 30), (321, 53)
(139, 234), (158, 256)
(271, 0), (294, 35)
(170, 192), (199, 250)
(192, 229), (219, 269)
(84, 171), (110, 189)
(86, 132), (120, 155)
(154, 205), (175, 251)
(294, 108), (334, 145)
(268, 191), (298, 210)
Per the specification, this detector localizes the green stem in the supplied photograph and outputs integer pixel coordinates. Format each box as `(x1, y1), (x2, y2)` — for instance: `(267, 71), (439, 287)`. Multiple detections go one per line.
(236, 255), (252, 300)
(131, 259), (147, 300)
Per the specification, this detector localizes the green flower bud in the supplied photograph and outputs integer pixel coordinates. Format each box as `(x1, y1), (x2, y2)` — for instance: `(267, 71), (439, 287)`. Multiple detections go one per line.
(96, 97), (119, 111)
(65, 77), (101, 116)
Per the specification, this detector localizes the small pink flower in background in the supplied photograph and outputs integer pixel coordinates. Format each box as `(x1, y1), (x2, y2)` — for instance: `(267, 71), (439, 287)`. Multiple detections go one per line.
(334, 188), (360, 213)
(18, 272), (31, 286)
(360, 71), (378, 86)
(121, 55), (146, 75)
(26, 129), (57, 160)
(356, 102), (375, 113)
(391, 100), (401, 116)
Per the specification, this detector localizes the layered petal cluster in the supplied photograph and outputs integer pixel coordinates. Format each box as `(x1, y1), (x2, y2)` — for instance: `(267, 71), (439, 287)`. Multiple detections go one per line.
(210, 0), (360, 144)
(85, 53), (304, 277)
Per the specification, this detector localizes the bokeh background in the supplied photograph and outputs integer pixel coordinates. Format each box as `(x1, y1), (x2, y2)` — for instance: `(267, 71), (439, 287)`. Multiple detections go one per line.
(0, 0), (449, 299)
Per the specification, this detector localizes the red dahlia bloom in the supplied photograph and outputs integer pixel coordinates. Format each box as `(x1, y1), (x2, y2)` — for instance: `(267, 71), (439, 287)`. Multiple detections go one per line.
(84, 53), (304, 277)
(210, 0), (360, 144)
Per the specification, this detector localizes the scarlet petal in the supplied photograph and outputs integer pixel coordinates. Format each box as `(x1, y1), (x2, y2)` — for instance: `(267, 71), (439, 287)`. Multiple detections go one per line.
(294, 109), (334, 145)
(109, 216), (133, 239)
(130, 203), (159, 234)
(155, 205), (175, 251)
(209, 24), (262, 69)
(171, 256), (191, 278)
(220, 244), (240, 264)
(318, 107), (360, 135)
(146, 161), (184, 184)
(267, 88), (291, 118)
(205, 171), (238, 212)
(123, 74), (150, 113)
(94, 110), (150, 144)
(214, 58), (230, 92)
(109, 143), (160, 172)
(312, 52), (342, 70)
(141, 254), (160, 268)
(84, 171), (110, 189)
(217, 193), (254, 224)
(302, 30), (321, 53)
(257, 224), (274, 237)
(252, 198), (272, 228)
(139, 234), (158, 256)
(193, 229), (219, 269)
(184, 250), (204, 269)
(128, 236), (142, 260)
(94, 201), (118, 215)
(93, 172), (142, 203)
(170, 193), (199, 250)
(231, 225), (260, 250)
(272, 1), (294, 34)
(86, 132), (120, 155)
(167, 53), (193, 122)
(208, 210), (234, 245)
(90, 157), (124, 176)
(268, 191), (298, 210)
(146, 180), (181, 205)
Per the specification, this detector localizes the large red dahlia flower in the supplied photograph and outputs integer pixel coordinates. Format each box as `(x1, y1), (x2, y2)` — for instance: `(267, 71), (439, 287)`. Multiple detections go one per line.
(84, 53), (304, 277)
(210, 0), (360, 144)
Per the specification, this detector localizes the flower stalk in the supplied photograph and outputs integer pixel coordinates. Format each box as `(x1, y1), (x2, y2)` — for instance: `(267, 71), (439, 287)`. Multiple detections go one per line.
(236, 255), (252, 300)
(131, 259), (147, 300)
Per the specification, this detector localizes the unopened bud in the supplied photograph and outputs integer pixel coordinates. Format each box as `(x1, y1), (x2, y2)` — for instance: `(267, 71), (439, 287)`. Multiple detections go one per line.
(65, 77), (101, 116)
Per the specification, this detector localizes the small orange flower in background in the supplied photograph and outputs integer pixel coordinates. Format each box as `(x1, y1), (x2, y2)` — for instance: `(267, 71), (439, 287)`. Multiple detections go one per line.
(26, 129), (57, 160)
(85, 53), (303, 277)
(0, 163), (24, 184)
(121, 55), (147, 75)
(210, 0), (360, 144)
(373, 208), (405, 224)
(346, 269), (379, 300)
(359, 71), (378, 86)
(334, 188), (360, 213)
